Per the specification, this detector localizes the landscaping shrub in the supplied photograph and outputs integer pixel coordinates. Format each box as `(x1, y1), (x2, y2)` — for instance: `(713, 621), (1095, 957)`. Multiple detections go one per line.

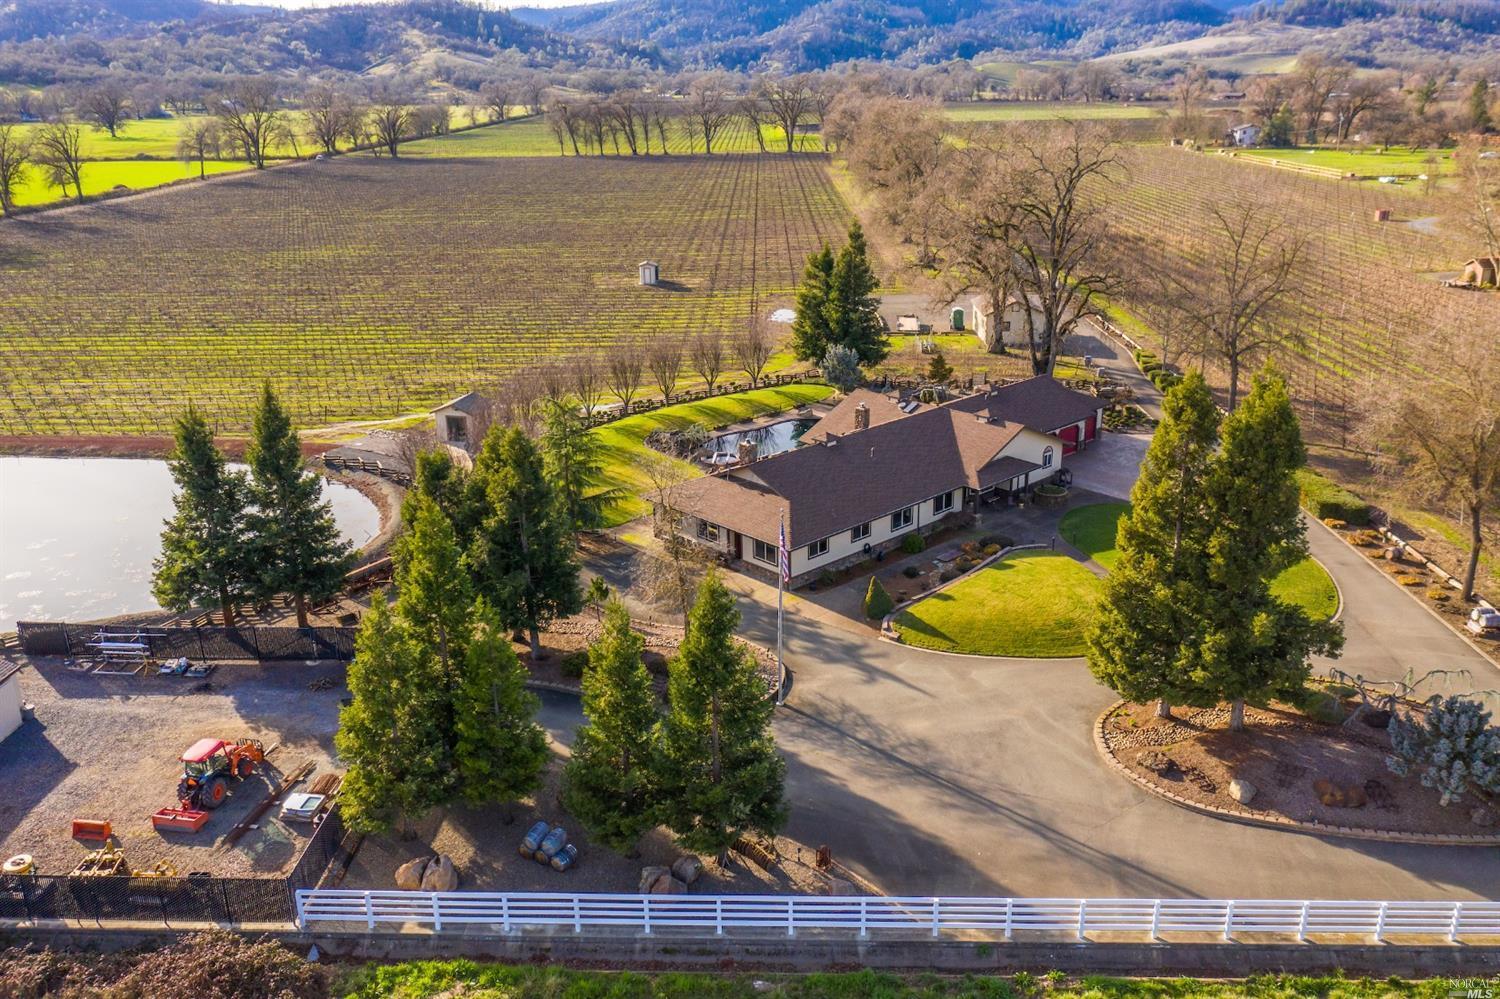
(559, 649), (590, 679)
(901, 533), (926, 555)
(902, 565), (921, 579)
(1149, 369), (1181, 391)
(980, 534), (1013, 549)
(864, 577), (894, 619)
(1322, 517), (1347, 529)
(982, 544), (1001, 556)
(818, 569), (838, 587)
(940, 567), (961, 583)
(1388, 695), (1500, 805)
(1296, 469), (1371, 525)
(1427, 587), (1451, 603)
(1140, 359), (1163, 374)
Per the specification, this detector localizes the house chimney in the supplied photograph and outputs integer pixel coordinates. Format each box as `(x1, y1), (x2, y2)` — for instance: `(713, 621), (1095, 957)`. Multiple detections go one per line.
(737, 439), (758, 465)
(854, 402), (870, 431)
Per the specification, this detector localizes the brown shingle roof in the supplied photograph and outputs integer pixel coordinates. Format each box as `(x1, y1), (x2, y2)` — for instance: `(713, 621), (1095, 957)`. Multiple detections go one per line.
(802, 389), (930, 443)
(945, 376), (1103, 434)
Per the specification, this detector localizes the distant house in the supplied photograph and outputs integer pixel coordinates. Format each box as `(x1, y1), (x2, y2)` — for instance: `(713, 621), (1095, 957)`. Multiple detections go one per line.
(431, 391), (487, 450)
(1461, 257), (1498, 288)
(1228, 124), (1261, 147)
(969, 295), (1037, 351)
(667, 377), (1106, 587)
(639, 260), (660, 286)
(0, 662), (21, 745)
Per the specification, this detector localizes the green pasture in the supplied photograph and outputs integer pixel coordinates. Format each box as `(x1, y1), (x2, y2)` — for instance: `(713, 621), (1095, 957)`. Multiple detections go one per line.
(399, 116), (822, 158)
(1236, 147), (1454, 177)
(11, 158), (250, 207)
(893, 550), (1102, 658)
(943, 102), (1164, 122)
(592, 384), (834, 526)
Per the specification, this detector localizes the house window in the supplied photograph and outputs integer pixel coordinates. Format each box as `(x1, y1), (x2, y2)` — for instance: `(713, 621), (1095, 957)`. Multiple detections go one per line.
(850, 522), (871, 542)
(444, 414), (467, 443)
(752, 539), (777, 565)
(1042, 446), (1054, 469)
(696, 520), (720, 543)
(890, 507), (914, 531)
(806, 538), (829, 559)
(932, 492), (954, 514)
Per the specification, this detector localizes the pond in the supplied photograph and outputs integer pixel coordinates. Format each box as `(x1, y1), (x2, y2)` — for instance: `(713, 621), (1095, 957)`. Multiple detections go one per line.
(0, 456), (381, 631)
(704, 419), (817, 465)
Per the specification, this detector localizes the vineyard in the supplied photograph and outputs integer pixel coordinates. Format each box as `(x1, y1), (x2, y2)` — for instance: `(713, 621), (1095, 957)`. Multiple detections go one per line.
(1106, 145), (1496, 445)
(400, 116), (819, 158)
(0, 153), (848, 435)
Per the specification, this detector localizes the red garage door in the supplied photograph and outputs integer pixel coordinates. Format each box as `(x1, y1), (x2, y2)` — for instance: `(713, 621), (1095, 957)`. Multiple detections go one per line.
(1057, 424), (1080, 455)
(1083, 414), (1098, 443)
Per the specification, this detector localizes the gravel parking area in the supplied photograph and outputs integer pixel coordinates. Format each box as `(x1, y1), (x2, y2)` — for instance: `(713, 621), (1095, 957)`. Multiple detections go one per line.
(0, 658), (345, 877)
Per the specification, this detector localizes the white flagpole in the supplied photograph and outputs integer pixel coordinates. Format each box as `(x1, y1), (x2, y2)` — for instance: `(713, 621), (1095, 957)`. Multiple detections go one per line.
(776, 514), (787, 705)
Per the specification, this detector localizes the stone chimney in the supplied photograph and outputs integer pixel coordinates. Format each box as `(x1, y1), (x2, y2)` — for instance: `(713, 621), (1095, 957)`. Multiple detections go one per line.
(737, 438), (758, 465)
(854, 402), (870, 431)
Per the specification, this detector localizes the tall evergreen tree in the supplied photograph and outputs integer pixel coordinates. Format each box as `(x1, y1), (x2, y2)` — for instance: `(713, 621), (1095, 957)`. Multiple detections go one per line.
(562, 599), (661, 852)
(1086, 373), (1221, 719)
(469, 427), (583, 658)
(336, 595), (452, 834)
(245, 383), (355, 627)
(824, 222), (888, 365)
(789, 244), (835, 362)
(1194, 369), (1343, 729)
(1469, 80), (1493, 133)
(452, 600), (549, 806)
(541, 402), (619, 535)
(153, 406), (252, 627)
(655, 571), (785, 860)
(394, 496), (476, 682)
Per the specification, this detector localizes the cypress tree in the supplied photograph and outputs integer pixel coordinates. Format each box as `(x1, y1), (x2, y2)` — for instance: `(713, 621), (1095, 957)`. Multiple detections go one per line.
(245, 383), (355, 627)
(561, 599), (661, 852)
(1195, 369), (1343, 729)
(1085, 373), (1220, 719)
(541, 402), (619, 535)
(336, 595), (452, 835)
(469, 427), (583, 658)
(152, 406), (252, 627)
(824, 222), (888, 365)
(394, 496), (475, 684)
(789, 244), (834, 362)
(452, 600), (549, 806)
(655, 571), (785, 860)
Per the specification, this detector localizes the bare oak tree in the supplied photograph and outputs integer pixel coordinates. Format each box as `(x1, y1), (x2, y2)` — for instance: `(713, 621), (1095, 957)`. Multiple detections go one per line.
(34, 122), (85, 203)
(214, 78), (283, 169)
(733, 320), (773, 387)
(570, 353), (604, 417)
(79, 83), (130, 138)
(176, 119), (222, 178)
(648, 337), (685, 402)
(0, 124), (31, 217)
(635, 450), (710, 621)
(606, 350), (645, 413)
(758, 75), (817, 152)
(303, 83), (354, 155)
(369, 96), (414, 158)
(691, 332), (726, 393)
(687, 73), (734, 154)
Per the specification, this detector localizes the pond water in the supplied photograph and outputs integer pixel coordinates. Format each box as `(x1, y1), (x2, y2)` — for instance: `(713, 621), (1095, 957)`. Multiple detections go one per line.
(705, 419), (817, 465)
(0, 456), (381, 631)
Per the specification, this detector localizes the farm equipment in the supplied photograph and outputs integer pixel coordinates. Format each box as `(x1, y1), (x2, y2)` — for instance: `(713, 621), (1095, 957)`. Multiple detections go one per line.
(150, 738), (265, 833)
(72, 846), (128, 876)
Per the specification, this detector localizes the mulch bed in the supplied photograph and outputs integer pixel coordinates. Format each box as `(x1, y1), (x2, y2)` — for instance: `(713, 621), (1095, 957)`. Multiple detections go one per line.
(1102, 700), (1496, 836)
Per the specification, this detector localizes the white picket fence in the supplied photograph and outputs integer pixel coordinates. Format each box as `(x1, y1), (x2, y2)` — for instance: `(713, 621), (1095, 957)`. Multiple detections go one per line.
(295, 891), (1500, 943)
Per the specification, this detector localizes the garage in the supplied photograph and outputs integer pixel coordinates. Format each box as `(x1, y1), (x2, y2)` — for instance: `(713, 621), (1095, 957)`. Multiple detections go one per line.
(0, 662), (21, 744)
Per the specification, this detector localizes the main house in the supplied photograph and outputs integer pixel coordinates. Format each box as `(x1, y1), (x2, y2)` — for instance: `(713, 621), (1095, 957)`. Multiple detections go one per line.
(667, 376), (1106, 587)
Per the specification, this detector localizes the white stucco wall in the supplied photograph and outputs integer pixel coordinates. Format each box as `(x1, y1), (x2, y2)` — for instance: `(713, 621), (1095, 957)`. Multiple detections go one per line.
(971, 297), (1035, 351)
(0, 675), (21, 744)
(782, 485), (967, 577)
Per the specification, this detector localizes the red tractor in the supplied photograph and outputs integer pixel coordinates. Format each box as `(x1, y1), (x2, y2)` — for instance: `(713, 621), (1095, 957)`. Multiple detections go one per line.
(175, 738), (264, 810)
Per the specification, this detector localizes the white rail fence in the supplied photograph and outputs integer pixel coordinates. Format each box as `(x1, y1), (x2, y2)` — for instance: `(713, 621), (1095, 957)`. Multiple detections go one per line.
(296, 891), (1500, 944)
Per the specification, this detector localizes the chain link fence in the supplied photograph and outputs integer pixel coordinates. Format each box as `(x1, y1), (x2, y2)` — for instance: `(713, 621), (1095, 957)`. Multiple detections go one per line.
(14, 622), (356, 662)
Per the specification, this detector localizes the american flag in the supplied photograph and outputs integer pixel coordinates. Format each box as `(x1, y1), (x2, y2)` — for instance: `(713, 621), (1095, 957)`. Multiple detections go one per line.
(778, 518), (791, 585)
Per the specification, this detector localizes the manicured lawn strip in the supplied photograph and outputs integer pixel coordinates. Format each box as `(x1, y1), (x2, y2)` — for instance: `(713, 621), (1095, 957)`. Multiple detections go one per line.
(593, 384), (833, 526)
(893, 551), (1102, 658)
(338, 962), (1452, 997)
(1059, 501), (1130, 571)
(1237, 147), (1453, 177)
(1059, 503), (1339, 620)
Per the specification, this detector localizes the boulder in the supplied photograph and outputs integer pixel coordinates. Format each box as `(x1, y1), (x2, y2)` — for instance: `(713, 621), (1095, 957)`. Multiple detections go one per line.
(671, 855), (704, 886)
(1472, 807), (1495, 828)
(638, 865), (670, 894)
(421, 855), (458, 892)
(649, 875), (687, 894)
(395, 857), (431, 891)
(1228, 778), (1257, 805)
(822, 877), (855, 897)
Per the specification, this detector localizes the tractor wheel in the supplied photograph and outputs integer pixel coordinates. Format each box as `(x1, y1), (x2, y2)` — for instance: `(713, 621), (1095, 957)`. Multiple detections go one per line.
(199, 776), (228, 810)
(235, 756), (255, 779)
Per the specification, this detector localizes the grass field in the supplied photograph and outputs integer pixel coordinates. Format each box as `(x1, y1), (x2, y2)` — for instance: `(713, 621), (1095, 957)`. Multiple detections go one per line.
(943, 102), (1164, 122)
(10, 159), (249, 206)
(0, 154), (847, 435)
(1236, 146), (1454, 177)
(1059, 502), (1339, 620)
(593, 384), (833, 525)
(893, 550), (1102, 658)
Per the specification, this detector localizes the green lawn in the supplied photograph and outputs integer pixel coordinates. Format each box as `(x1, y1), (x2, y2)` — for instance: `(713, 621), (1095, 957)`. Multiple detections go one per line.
(11, 158), (250, 207)
(1059, 503), (1340, 620)
(593, 384), (833, 526)
(943, 102), (1163, 122)
(1237, 147), (1453, 177)
(893, 550), (1102, 658)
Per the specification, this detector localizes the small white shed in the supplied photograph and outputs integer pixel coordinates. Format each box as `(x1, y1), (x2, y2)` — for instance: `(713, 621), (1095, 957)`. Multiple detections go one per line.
(639, 260), (660, 286)
(0, 663), (23, 744)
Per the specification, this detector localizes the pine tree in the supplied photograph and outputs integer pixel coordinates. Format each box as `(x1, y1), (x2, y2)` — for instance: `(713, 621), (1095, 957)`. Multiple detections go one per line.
(245, 383), (355, 627)
(394, 495), (475, 684)
(1194, 369), (1343, 729)
(789, 244), (834, 362)
(927, 350), (954, 385)
(1469, 80), (1493, 133)
(541, 402), (619, 535)
(336, 595), (453, 834)
(824, 222), (888, 365)
(469, 427), (583, 658)
(152, 406), (252, 627)
(452, 600), (549, 807)
(1085, 373), (1221, 719)
(821, 344), (863, 395)
(561, 600), (661, 852)
(655, 571), (785, 859)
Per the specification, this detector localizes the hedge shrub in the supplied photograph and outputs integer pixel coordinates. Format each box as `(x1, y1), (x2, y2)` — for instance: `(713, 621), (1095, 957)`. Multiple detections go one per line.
(901, 533), (926, 555)
(1296, 469), (1371, 525)
(864, 577), (894, 619)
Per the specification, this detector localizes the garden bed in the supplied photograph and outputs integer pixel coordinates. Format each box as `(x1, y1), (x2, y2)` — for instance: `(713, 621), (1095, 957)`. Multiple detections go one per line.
(1099, 699), (1498, 841)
